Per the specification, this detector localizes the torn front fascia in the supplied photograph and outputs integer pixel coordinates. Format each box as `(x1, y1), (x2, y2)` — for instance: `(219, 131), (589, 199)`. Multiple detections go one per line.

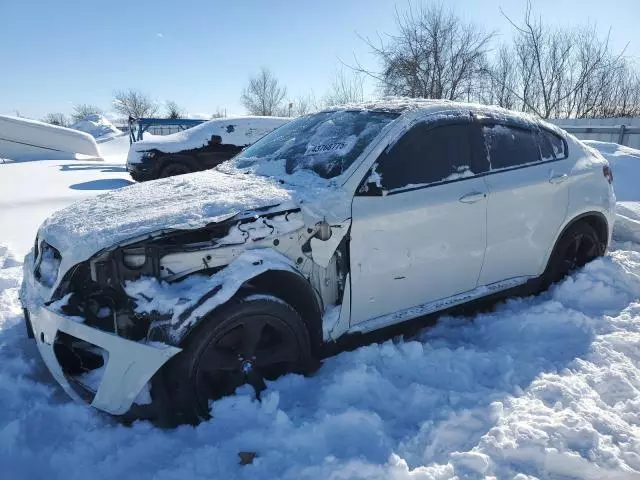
(72, 208), (347, 345)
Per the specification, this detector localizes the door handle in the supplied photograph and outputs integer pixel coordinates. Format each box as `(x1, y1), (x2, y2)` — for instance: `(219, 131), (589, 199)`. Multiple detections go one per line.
(549, 173), (568, 184)
(459, 192), (486, 204)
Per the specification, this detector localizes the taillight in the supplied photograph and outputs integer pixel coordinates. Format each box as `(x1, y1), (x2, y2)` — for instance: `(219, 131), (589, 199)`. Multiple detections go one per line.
(603, 165), (613, 184)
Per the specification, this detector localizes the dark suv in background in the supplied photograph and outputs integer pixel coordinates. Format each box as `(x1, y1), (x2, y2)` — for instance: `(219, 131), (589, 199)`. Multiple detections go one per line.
(126, 116), (289, 181)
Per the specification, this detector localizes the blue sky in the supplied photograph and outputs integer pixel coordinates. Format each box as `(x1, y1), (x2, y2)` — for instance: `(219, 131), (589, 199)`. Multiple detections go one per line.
(1, 0), (638, 119)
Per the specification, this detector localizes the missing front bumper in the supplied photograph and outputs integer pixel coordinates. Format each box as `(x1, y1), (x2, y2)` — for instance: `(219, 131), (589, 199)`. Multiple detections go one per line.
(26, 305), (181, 415)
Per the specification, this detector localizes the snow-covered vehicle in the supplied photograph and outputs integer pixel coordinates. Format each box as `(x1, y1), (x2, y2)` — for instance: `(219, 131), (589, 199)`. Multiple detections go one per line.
(126, 116), (289, 181)
(20, 99), (615, 424)
(0, 114), (100, 160)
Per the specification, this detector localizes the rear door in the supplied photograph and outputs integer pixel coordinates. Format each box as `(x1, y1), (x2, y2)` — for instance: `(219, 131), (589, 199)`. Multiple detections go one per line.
(349, 119), (489, 326)
(477, 121), (572, 285)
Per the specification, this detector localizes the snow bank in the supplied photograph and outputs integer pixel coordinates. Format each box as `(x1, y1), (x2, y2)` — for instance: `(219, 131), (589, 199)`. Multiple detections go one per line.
(2, 240), (640, 478)
(585, 140), (640, 242)
(70, 114), (123, 141)
(0, 115), (100, 160)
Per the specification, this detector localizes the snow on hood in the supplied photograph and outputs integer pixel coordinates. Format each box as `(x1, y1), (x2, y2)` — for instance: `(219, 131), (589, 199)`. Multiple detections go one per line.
(37, 168), (349, 267)
(38, 170), (291, 258)
(70, 114), (122, 141)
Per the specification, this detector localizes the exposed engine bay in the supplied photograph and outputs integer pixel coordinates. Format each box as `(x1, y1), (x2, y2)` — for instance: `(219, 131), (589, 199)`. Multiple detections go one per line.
(53, 208), (350, 347)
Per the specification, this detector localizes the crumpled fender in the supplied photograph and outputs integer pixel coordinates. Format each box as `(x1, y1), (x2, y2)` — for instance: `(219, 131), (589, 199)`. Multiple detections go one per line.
(126, 248), (304, 344)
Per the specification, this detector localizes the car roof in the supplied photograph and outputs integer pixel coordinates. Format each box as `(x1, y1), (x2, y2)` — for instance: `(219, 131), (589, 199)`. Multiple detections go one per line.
(321, 97), (566, 137)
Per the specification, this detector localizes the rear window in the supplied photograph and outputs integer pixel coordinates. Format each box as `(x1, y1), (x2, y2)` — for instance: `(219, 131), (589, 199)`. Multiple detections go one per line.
(483, 124), (540, 170)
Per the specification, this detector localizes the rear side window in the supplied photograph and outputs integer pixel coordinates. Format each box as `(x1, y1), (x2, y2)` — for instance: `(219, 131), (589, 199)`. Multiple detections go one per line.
(376, 123), (474, 191)
(538, 129), (567, 160)
(483, 124), (539, 170)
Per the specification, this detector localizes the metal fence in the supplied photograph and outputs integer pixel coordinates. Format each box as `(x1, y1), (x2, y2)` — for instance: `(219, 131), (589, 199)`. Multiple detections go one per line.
(549, 117), (640, 149)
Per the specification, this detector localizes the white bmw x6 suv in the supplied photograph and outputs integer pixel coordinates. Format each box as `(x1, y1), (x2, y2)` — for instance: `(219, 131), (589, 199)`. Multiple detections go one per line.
(21, 99), (615, 424)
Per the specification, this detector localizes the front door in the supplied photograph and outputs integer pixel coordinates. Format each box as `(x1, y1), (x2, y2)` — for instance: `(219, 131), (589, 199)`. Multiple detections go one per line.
(349, 120), (489, 326)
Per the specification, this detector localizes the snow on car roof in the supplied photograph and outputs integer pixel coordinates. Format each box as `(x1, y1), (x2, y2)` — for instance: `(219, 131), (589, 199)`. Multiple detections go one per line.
(322, 97), (566, 137)
(131, 116), (290, 153)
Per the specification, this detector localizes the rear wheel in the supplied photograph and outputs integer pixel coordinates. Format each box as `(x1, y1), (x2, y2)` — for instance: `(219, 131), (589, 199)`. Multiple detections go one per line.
(542, 221), (605, 288)
(154, 295), (313, 425)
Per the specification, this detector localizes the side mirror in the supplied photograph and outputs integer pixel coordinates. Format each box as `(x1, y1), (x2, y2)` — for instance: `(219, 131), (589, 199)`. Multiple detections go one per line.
(357, 166), (385, 196)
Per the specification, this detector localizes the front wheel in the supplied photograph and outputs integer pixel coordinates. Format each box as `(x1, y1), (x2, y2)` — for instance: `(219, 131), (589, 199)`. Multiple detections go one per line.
(159, 161), (193, 178)
(542, 221), (605, 288)
(153, 294), (313, 425)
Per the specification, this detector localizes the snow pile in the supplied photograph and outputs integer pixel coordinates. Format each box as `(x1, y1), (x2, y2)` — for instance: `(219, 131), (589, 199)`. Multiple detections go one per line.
(0, 114), (100, 160)
(586, 140), (640, 243)
(2, 240), (640, 478)
(70, 114), (123, 141)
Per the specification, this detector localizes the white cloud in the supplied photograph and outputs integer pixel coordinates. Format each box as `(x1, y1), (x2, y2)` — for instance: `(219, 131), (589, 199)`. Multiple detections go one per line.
(156, 33), (164, 38)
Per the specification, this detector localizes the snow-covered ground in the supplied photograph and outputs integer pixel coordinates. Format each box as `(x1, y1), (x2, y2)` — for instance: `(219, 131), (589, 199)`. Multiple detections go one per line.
(1, 138), (640, 479)
(70, 114), (124, 141)
(0, 135), (132, 255)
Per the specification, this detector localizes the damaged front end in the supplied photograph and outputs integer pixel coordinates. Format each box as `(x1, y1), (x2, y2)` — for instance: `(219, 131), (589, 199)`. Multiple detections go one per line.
(22, 206), (350, 415)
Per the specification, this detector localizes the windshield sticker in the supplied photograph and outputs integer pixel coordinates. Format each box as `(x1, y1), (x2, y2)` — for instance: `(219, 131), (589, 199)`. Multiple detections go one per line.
(305, 138), (355, 156)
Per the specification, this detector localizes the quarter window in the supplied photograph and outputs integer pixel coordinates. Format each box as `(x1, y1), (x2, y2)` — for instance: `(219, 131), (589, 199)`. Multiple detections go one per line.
(375, 123), (475, 191)
(482, 124), (539, 170)
(538, 129), (567, 160)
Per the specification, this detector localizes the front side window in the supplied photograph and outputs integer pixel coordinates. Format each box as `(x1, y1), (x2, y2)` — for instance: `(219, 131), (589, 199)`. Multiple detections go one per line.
(483, 124), (539, 170)
(374, 123), (475, 192)
(227, 110), (399, 179)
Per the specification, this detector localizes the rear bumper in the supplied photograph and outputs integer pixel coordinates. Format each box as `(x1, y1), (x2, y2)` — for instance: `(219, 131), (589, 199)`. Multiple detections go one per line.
(25, 303), (180, 415)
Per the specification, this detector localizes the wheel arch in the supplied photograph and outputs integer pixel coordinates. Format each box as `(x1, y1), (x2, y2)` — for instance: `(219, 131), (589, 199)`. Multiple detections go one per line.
(171, 264), (324, 357)
(242, 270), (324, 356)
(541, 210), (610, 275)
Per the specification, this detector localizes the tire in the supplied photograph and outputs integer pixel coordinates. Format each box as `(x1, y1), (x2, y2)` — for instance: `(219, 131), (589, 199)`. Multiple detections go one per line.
(159, 159), (193, 178)
(153, 294), (313, 425)
(129, 172), (147, 182)
(541, 221), (605, 289)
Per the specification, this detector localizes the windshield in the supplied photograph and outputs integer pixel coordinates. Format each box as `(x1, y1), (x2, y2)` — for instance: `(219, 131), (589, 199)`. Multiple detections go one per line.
(228, 110), (399, 179)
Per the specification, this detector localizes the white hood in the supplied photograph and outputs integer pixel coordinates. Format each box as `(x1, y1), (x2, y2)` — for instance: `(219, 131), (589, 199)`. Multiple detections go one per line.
(37, 169), (351, 271)
(39, 170), (294, 260)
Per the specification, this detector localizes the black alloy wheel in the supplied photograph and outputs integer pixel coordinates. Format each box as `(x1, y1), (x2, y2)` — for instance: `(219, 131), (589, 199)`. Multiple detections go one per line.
(154, 295), (312, 425)
(543, 221), (605, 288)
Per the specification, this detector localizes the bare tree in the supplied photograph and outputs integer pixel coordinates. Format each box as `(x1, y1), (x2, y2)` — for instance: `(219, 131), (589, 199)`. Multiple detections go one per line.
(354, 2), (494, 100)
(113, 89), (159, 119)
(42, 112), (70, 127)
(241, 68), (287, 116)
(323, 69), (365, 106)
(211, 107), (226, 118)
(479, 46), (518, 109)
(492, 2), (618, 118)
(165, 100), (185, 119)
(71, 104), (104, 123)
(293, 93), (318, 116)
